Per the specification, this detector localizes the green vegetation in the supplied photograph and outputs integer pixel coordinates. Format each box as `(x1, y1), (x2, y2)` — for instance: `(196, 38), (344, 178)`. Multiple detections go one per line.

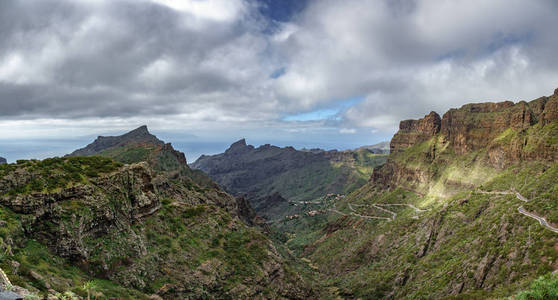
(0, 156), (122, 195)
(0, 152), (309, 298)
(0, 205), (149, 299)
(99, 145), (155, 165)
(505, 274), (558, 300)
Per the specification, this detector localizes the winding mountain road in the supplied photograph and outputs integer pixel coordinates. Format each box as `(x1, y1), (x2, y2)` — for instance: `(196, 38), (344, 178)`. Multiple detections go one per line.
(346, 201), (429, 221)
(477, 190), (558, 234)
(377, 203), (429, 213)
(286, 189), (558, 236)
(518, 206), (558, 233)
(348, 203), (392, 221)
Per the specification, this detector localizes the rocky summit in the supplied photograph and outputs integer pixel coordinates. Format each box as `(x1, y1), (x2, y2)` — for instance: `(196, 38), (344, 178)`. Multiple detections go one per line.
(69, 125), (164, 157)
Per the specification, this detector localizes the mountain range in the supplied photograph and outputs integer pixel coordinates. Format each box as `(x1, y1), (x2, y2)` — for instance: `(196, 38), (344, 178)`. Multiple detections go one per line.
(0, 88), (557, 299)
(191, 139), (387, 220)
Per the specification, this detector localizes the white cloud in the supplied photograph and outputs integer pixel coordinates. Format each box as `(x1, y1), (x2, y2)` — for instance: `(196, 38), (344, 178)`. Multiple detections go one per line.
(339, 128), (356, 134)
(150, 0), (247, 22)
(270, 0), (558, 131)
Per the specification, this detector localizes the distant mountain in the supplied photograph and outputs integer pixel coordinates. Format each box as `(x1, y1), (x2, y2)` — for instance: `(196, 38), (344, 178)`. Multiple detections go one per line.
(0, 157), (6, 165)
(191, 139), (387, 220)
(69, 125), (164, 157)
(357, 141), (390, 154)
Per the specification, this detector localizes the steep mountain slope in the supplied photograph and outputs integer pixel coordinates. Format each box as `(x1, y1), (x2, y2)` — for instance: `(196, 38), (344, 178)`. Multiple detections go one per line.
(0, 129), (314, 299)
(278, 89), (558, 299)
(191, 139), (387, 220)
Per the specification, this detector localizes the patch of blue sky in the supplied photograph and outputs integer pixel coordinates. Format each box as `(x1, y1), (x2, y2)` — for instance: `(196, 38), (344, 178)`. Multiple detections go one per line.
(256, 0), (309, 22)
(485, 31), (533, 54)
(282, 96), (365, 122)
(436, 49), (467, 61)
(270, 67), (286, 79)
(283, 108), (339, 121)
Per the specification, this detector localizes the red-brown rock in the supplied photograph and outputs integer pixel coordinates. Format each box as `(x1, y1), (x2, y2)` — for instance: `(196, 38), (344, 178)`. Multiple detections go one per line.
(390, 111), (441, 154)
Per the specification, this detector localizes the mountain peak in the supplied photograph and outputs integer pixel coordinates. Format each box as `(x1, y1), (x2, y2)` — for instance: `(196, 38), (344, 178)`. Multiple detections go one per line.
(231, 138), (247, 148)
(69, 126), (164, 157)
(130, 125), (149, 134)
(225, 138), (252, 155)
(119, 125), (156, 140)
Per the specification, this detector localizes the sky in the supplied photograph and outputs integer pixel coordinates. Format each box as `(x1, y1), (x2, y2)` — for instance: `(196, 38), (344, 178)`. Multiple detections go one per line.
(1, 0), (558, 162)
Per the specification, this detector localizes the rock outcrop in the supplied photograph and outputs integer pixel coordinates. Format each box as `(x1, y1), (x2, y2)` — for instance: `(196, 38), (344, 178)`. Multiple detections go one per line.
(0, 157), (6, 165)
(375, 89), (558, 191)
(390, 111), (441, 154)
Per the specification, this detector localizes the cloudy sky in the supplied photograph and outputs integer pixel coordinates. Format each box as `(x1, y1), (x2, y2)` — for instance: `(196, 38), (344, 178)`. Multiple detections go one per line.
(1, 0), (558, 162)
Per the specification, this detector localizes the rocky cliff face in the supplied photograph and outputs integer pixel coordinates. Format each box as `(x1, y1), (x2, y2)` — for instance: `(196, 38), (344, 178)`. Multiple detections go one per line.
(390, 111), (441, 154)
(0, 157), (6, 165)
(375, 89), (558, 192)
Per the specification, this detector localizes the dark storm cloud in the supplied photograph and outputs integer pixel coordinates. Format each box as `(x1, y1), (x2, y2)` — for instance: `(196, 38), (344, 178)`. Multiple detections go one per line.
(0, 0), (272, 119)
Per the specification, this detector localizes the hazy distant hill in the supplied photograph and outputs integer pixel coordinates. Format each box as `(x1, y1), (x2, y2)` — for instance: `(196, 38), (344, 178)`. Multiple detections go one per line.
(191, 139), (387, 220)
(357, 141), (390, 154)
